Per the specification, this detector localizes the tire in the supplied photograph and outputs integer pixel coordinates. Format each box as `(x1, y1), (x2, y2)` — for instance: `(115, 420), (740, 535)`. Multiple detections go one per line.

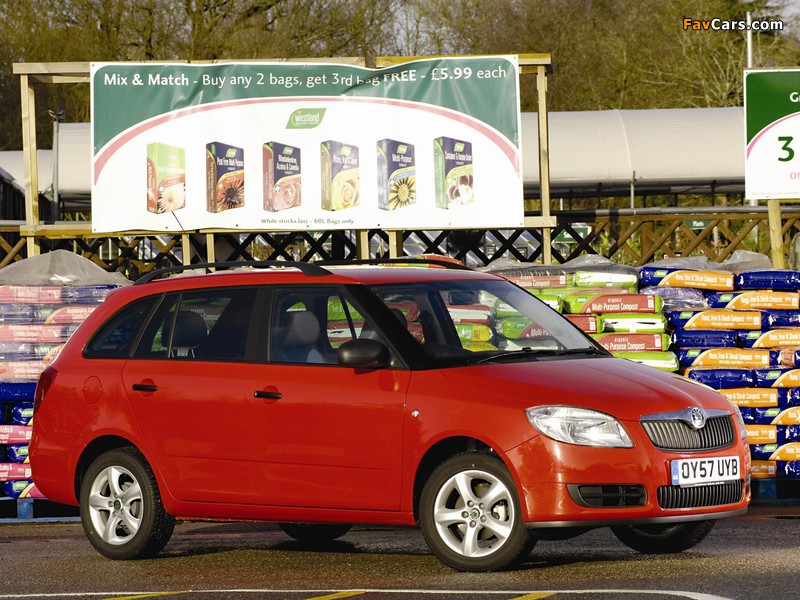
(419, 452), (532, 572)
(278, 523), (352, 543)
(611, 520), (715, 554)
(79, 447), (175, 560)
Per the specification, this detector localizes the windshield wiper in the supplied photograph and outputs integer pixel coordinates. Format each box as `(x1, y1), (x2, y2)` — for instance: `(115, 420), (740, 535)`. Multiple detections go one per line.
(471, 346), (606, 364)
(530, 346), (608, 357)
(470, 348), (541, 364)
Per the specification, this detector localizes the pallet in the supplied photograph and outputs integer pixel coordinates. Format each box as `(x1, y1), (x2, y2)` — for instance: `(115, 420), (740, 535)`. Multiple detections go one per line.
(0, 497), (79, 522)
(751, 479), (800, 504)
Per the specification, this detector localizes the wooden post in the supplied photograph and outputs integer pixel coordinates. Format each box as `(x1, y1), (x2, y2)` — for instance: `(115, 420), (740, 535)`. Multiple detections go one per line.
(19, 74), (40, 257)
(536, 65), (552, 265)
(767, 198), (786, 269)
(387, 230), (402, 258)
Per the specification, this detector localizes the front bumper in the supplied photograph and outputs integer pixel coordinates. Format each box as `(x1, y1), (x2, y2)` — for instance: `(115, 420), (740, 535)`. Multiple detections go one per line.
(507, 432), (750, 526)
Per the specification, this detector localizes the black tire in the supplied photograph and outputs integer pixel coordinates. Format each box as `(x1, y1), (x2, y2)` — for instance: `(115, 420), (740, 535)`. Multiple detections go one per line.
(279, 523), (352, 543)
(418, 452), (532, 572)
(79, 447), (175, 560)
(611, 520), (715, 554)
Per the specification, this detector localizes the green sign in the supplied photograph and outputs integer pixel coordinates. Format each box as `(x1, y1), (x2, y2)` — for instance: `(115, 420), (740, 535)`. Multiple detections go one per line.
(90, 57), (524, 233)
(745, 69), (800, 200)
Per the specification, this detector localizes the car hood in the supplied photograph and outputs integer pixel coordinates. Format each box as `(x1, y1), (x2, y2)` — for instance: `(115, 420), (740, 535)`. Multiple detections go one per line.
(441, 356), (733, 421)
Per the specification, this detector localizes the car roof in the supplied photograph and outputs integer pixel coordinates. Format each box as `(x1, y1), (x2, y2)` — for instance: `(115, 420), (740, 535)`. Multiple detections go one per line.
(128, 261), (502, 294)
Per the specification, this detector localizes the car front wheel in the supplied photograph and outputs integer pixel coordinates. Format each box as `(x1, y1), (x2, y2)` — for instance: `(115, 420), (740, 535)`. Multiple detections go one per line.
(611, 520), (715, 554)
(419, 452), (533, 572)
(79, 447), (175, 559)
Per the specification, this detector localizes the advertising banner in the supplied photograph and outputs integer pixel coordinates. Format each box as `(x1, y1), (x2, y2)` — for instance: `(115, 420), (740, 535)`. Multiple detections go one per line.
(91, 57), (523, 233)
(745, 69), (800, 200)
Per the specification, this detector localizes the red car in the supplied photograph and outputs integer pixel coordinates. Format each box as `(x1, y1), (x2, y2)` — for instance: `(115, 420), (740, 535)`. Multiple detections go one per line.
(30, 259), (750, 572)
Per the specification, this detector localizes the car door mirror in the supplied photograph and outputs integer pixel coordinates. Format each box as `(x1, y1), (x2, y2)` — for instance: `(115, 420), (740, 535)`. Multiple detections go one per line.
(337, 338), (390, 369)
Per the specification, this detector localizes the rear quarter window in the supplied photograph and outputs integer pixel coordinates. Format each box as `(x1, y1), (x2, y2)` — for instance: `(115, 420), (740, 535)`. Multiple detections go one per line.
(85, 298), (156, 358)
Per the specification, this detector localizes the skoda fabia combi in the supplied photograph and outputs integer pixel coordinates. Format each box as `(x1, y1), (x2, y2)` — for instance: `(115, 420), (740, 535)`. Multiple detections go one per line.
(30, 259), (750, 572)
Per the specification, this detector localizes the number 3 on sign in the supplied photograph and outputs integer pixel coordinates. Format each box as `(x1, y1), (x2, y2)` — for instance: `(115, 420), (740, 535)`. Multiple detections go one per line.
(779, 136), (795, 162)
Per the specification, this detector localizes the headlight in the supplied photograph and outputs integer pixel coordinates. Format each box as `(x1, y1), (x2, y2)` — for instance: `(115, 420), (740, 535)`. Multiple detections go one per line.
(730, 402), (747, 440)
(526, 406), (634, 448)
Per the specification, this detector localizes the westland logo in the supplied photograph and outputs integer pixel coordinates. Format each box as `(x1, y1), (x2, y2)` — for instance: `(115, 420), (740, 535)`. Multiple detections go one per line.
(287, 108), (326, 129)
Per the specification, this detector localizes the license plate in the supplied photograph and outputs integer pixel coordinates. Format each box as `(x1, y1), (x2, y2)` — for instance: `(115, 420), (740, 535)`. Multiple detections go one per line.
(670, 456), (740, 487)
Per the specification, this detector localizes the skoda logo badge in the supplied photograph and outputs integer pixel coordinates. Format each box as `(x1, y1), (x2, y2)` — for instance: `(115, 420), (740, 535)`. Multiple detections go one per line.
(689, 407), (706, 429)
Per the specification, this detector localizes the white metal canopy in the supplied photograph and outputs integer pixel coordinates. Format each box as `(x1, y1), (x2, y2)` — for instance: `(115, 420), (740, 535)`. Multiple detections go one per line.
(0, 107), (746, 201)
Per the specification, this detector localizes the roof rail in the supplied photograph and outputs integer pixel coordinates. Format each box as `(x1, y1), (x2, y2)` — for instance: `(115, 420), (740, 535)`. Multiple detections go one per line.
(134, 260), (330, 284)
(320, 257), (471, 270)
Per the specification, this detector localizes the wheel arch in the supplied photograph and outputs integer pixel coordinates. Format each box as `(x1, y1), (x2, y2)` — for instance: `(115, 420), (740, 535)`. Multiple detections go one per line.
(74, 435), (142, 501)
(412, 436), (496, 522)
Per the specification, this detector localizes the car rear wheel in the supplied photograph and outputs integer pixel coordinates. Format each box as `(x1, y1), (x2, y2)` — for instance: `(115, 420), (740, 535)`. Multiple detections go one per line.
(419, 452), (533, 572)
(79, 447), (175, 559)
(279, 523), (352, 543)
(611, 520), (715, 554)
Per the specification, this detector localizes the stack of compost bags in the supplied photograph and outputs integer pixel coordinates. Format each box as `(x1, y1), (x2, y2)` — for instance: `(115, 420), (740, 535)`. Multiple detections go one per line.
(639, 252), (800, 483)
(0, 251), (127, 501)
(482, 256), (677, 371)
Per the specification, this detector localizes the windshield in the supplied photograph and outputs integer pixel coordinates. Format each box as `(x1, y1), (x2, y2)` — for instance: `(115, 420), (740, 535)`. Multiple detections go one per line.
(367, 278), (605, 365)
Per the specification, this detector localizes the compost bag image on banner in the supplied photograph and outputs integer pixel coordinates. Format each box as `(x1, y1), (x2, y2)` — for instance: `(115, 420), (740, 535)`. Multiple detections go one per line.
(90, 57), (523, 233)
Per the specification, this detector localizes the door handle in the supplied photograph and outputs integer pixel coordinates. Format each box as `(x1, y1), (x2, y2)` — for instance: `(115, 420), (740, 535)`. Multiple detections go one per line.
(254, 390), (282, 400)
(132, 383), (158, 392)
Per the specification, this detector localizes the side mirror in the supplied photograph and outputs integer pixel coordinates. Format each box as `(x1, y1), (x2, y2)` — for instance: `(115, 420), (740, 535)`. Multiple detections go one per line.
(337, 338), (390, 369)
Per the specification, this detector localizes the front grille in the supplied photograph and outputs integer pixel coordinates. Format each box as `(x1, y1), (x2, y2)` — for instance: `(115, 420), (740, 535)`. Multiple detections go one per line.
(658, 480), (744, 509)
(568, 484), (647, 508)
(642, 415), (735, 451)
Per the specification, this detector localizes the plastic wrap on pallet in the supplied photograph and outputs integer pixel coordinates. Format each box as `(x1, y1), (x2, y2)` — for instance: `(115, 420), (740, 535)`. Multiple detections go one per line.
(685, 367), (754, 388)
(0, 304), (34, 324)
(3, 479), (44, 498)
(738, 329), (800, 348)
(668, 309), (771, 330)
(0, 382), (35, 401)
(752, 367), (800, 388)
(0, 361), (48, 382)
(676, 348), (780, 369)
(706, 291), (800, 310)
(0, 285), (63, 304)
(735, 269), (800, 291)
(0, 343), (63, 361)
(480, 256), (639, 290)
(671, 329), (738, 348)
(722, 387), (800, 408)
(0, 463), (32, 482)
(30, 305), (98, 325)
(591, 332), (670, 353)
(62, 284), (122, 304)
(640, 286), (707, 311)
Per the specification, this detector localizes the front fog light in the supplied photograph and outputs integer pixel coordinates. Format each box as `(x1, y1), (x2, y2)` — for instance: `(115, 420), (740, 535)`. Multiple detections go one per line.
(526, 405), (634, 448)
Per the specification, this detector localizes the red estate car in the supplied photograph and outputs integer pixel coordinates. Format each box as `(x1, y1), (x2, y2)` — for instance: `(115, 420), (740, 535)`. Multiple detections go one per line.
(30, 260), (750, 572)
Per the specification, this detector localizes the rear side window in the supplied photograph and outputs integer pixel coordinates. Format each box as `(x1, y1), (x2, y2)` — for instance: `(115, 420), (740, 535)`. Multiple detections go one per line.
(134, 288), (258, 361)
(85, 298), (156, 358)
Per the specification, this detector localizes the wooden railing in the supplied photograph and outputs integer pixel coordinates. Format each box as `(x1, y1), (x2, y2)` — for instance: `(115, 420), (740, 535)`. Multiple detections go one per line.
(2, 205), (799, 277)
